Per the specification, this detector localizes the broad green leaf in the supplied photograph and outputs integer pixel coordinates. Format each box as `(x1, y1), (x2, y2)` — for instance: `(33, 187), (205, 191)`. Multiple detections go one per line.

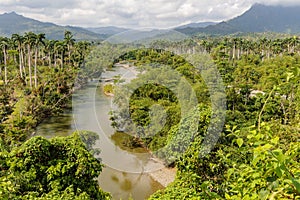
(270, 137), (279, 145)
(291, 178), (300, 193)
(275, 166), (284, 178)
(236, 138), (243, 148)
(225, 193), (231, 199)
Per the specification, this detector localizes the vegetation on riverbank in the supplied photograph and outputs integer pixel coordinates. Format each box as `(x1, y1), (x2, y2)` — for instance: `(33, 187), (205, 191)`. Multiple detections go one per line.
(0, 31), (111, 199)
(108, 37), (300, 199)
(111, 131), (147, 153)
(0, 31), (93, 147)
(103, 84), (115, 96)
(149, 38), (300, 199)
(0, 131), (110, 199)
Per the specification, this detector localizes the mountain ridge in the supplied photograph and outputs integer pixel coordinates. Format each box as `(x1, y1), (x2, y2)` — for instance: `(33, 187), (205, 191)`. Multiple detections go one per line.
(0, 11), (105, 40)
(175, 3), (300, 35)
(176, 22), (217, 29)
(85, 26), (129, 36)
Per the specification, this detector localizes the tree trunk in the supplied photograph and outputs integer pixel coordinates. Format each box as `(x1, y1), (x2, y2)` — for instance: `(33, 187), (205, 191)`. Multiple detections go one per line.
(54, 53), (57, 68)
(19, 47), (23, 78)
(21, 49), (27, 84)
(34, 48), (38, 88)
(28, 44), (32, 88)
(3, 47), (7, 85)
(61, 51), (64, 68)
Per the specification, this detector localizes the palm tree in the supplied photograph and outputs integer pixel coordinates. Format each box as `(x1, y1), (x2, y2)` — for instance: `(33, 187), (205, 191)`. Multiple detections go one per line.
(284, 36), (299, 54)
(54, 41), (66, 68)
(12, 34), (26, 80)
(24, 32), (36, 88)
(236, 38), (243, 60)
(44, 40), (56, 67)
(0, 37), (9, 84)
(64, 31), (75, 65)
(33, 33), (45, 87)
(232, 38), (238, 60)
(271, 39), (284, 56)
(74, 41), (90, 67)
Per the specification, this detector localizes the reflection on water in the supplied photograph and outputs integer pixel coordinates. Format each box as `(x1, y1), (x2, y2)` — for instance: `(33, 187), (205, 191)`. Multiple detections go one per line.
(35, 67), (164, 199)
(35, 110), (74, 138)
(99, 167), (163, 200)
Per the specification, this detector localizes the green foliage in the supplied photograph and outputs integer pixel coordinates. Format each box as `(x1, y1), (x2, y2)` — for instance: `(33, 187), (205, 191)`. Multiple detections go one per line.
(83, 43), (135, 80)
(0, 132), (110, 200)
(149, 37), (300, 199)
(0, 32), (94, 148)
(1, 34), (300, 199)
(110, 48), (210, 164)
(224, 123), (300, 199)
(0, 32), (110, 199)
(156, 104), (211, 164)
(103, 84), (114, 95)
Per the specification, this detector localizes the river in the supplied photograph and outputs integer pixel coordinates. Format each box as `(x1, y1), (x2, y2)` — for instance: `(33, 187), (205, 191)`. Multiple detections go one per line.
(35, 67), (165, 200)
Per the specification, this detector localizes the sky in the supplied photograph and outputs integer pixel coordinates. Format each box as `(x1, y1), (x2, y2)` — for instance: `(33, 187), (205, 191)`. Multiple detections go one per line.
(0, 0), (300, 29)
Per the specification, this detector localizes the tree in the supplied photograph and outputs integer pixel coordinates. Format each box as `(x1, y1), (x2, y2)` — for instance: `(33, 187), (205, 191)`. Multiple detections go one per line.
(0, 37), (9, 84)
(0, 131), (110, 199)
(33, 33), (45, 88)
(12, 34), (26, 80)
(24, 32), (36, 88)
(54, 41), (66, 68)
(73, 41), (91, 68)
(64, 31), (75, 65)
(44, 39), (56, 67)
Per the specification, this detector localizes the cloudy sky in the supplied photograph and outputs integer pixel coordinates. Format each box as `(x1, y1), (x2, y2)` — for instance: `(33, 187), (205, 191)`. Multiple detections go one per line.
(0, 0), (299, 28)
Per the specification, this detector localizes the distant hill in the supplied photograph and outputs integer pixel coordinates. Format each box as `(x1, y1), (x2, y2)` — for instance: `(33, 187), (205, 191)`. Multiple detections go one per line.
(0, 12), (105, 40)
(176, 4), (300, 35)
(106, 29), (188, 44)
(86, 26), (129, 36)
(176, 22), (217, 29)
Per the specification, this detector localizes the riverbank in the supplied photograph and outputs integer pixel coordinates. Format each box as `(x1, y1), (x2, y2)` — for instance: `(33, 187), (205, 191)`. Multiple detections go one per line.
(104, 91), (114, 97)
(110, 131), (177, 187)
(102, 83), (115, 97)
(35, 78), (175, 199)
(148, 167), (177, 187)
(144, 156), (177, 187)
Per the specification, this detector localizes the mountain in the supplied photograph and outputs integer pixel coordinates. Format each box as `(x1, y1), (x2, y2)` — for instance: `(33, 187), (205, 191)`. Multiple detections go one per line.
(228, 4), (300, 33)
(106, 29), (188, 44)
(86, 26), (129, 36)
(176, 22), (217, 29)
(176, 4), (300, 35)
(0, 12), (105, 40)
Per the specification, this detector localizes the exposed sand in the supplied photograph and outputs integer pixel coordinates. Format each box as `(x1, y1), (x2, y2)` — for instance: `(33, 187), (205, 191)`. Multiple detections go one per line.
(103, 91), (114, 97)
(148, 167), (177, 187)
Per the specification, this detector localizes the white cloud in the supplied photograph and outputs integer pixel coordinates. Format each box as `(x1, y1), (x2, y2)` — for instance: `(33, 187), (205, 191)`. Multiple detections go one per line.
(178, 3), (199, 17)
(0, 0), (299, 28)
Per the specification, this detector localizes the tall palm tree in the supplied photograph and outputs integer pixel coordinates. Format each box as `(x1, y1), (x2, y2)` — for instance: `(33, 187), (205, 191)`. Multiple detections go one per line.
(44, 39), (55, 67)
(12, 34), (26, 80)
(24, 32), (36, 88)
(33, 33), (45, 88)
(271, 39), (283, 56)
(64, 31), (75, 65)
(74, 41), (90, 67)
(54, 41), (66, 68)
(0, 37), (9, 85)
